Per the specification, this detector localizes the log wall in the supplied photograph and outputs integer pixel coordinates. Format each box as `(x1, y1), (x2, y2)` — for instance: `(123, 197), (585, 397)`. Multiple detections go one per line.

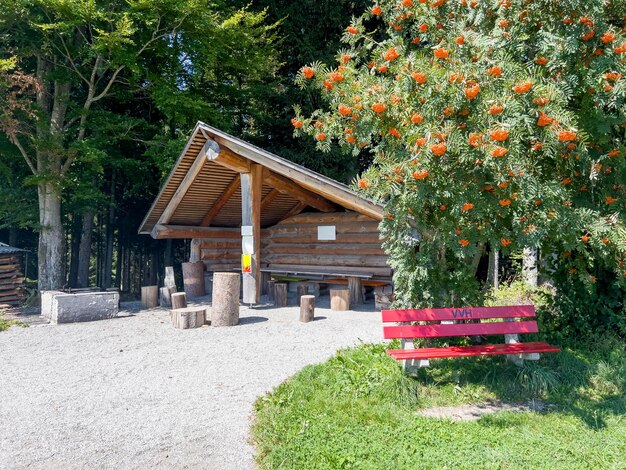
(261, 212), (390, 278)
(195, 228), (241, 272)
(192, 212), (390, 278)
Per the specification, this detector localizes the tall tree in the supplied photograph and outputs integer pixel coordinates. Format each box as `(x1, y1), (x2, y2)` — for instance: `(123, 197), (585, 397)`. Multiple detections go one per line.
(0, 0), (280, 290)
(294, 1), (626, 321)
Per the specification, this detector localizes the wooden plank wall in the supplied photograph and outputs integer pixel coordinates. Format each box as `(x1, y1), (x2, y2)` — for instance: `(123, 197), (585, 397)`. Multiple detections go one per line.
(261, 212), (391, 278)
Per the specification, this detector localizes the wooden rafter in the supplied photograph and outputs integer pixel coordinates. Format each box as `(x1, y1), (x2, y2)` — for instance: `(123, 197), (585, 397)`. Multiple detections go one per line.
(265, 170), (336, 213)
(200, 174), (240, 226)
(260, 188), (279, 211)
(279, 202), (307, 222)
(156, 140), (213, 225)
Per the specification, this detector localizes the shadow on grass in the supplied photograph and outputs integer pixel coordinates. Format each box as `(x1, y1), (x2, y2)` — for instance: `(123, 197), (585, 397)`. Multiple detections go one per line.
(409, 345), (626, 430)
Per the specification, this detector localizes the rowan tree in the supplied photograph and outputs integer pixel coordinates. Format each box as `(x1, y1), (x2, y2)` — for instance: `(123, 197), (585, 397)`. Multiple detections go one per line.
(293, 0), (626, 326)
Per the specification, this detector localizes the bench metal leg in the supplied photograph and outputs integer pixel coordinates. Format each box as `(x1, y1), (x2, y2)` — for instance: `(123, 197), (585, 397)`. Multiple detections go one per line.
(401, 339), (429, 376)
(504, 333), (525, 366)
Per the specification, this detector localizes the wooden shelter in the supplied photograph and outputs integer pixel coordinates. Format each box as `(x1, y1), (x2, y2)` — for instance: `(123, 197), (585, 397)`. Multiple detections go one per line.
(0, 243), (27, 307)
(139, 122), (390, 304)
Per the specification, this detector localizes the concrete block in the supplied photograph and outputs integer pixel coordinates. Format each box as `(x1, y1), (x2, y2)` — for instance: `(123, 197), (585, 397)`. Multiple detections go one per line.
(41, 290), (119, 324)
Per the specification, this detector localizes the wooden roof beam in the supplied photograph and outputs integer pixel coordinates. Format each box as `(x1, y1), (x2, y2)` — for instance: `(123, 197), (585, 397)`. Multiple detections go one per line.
(151, 224), (240, 239)
(156, 140), (214, 225)
(260, 188), (280, 211)
(279, 202), (308, 222)
(204, 140), (250, 173)
(200, 174), (240, 226)
(264, 170), (337, 213)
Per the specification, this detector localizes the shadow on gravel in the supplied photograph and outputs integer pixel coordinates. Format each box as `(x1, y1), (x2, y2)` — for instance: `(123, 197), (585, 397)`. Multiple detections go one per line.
(239, 316), (269, 325)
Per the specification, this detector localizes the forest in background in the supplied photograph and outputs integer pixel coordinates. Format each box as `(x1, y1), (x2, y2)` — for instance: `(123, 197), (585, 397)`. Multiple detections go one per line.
(0, 0), (371, 295)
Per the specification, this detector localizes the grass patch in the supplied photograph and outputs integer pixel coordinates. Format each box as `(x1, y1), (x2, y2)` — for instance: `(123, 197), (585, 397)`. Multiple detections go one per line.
(253, 341), (626, 469)
(0, 311), (27, 332)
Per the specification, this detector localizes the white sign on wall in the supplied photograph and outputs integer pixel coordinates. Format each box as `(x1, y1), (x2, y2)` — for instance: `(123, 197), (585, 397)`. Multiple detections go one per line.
(317, 225), (336, 241)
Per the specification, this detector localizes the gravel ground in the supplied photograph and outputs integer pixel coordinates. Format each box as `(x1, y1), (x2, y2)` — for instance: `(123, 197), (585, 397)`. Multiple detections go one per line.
(0, 295), (383, 469)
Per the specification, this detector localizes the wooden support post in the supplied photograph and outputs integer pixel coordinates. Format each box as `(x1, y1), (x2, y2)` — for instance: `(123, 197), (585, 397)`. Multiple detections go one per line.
(267, 280), (276, 302)
(241, 164), (262, 304)
(171, 307), (206, 329)
(182, 261), (206, 298)
(297, 284), (309, 305)
(347, 277), (364, 306)
(274, 283), (288, 307)
(330, 288), (350, 311)
(171, 292), (187, 310)
(300, 295), (315, 323)
(212, 272), (240, 326)
(141, 285), (158, 309)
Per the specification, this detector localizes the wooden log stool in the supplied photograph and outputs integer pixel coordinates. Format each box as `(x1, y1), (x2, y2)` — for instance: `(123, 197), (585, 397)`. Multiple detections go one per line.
(330, 288), (350, 311)
(171, 307), (206, 329)
(300, 295), (315, 323)
(212, 272), (240, 326)
(182, 261), (206, 299)
(141, 285), (159, 309)
(267, 280), (276, 303)
(296, 284), (309, 306)
(171, 292), (187, 310)
(274, 282), (288, 307)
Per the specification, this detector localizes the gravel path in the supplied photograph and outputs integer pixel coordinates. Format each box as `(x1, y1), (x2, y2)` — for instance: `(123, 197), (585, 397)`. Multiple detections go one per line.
(0, 296), (383, 469)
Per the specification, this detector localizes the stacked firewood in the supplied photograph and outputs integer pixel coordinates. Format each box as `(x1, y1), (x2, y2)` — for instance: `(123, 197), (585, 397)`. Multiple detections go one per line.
(0, 254), (26, 307)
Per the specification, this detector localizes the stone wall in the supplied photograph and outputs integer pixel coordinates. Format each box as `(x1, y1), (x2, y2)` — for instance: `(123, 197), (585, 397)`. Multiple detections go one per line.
(41, 291), (119, 324)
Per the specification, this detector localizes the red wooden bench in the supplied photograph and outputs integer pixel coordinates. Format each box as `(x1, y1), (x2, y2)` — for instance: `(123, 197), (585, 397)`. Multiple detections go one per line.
(382, 305), (560, 371)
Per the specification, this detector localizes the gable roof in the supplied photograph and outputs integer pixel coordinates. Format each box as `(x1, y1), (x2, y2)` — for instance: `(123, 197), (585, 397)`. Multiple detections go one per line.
(139, 122), (383, 236)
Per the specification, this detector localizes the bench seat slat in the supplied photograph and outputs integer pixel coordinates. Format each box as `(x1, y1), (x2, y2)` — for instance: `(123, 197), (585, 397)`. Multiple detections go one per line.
(382, 305), (535, 322)
(383, 320), (538, 339)
(387, 342), (560, 360)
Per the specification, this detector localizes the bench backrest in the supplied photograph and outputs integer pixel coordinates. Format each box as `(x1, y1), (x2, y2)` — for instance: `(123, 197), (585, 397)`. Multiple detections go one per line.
(382, 305), (538, 339)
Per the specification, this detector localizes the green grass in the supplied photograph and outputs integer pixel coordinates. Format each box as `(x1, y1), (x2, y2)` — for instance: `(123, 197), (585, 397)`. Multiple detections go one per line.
(0, 312), (27, 331)
(253, 340), (626, 469)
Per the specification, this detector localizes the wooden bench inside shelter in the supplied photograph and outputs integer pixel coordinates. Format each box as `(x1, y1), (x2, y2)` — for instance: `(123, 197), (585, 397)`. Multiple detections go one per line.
(382, 305), (560, 373)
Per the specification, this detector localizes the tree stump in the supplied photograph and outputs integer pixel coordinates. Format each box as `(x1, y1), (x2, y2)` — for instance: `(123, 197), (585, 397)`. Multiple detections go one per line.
(274, 283), (288, 307)
(171, 307), (206, 329)
(164, 266), (177, 293)
(296, 284), (309, 305)
(261, 272), (271, 295)
(182, 261), (206, 298)
(374, 285), (394, 310)
(171, 292), (187, 310)
(300, 295), (315, 323)
(348, 277), (364, 306)
(267, 280), (276, 302)
(141, 285), (159, 309)
(330, 288), (350, 311)
(212, 272), (240, 327)
(159, 287), (172, 307)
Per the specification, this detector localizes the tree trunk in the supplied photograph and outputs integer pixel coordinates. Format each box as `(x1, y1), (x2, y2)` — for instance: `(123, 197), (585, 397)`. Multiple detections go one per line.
(8, 228), (17, 247)
(486, 245), (499, 291)
(103, 169), (116, 288)
(522, 247), (538, 288)
(68, 216), (81, 288)
(37, 182), (65, 291)
(76, 211), (94, 288)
